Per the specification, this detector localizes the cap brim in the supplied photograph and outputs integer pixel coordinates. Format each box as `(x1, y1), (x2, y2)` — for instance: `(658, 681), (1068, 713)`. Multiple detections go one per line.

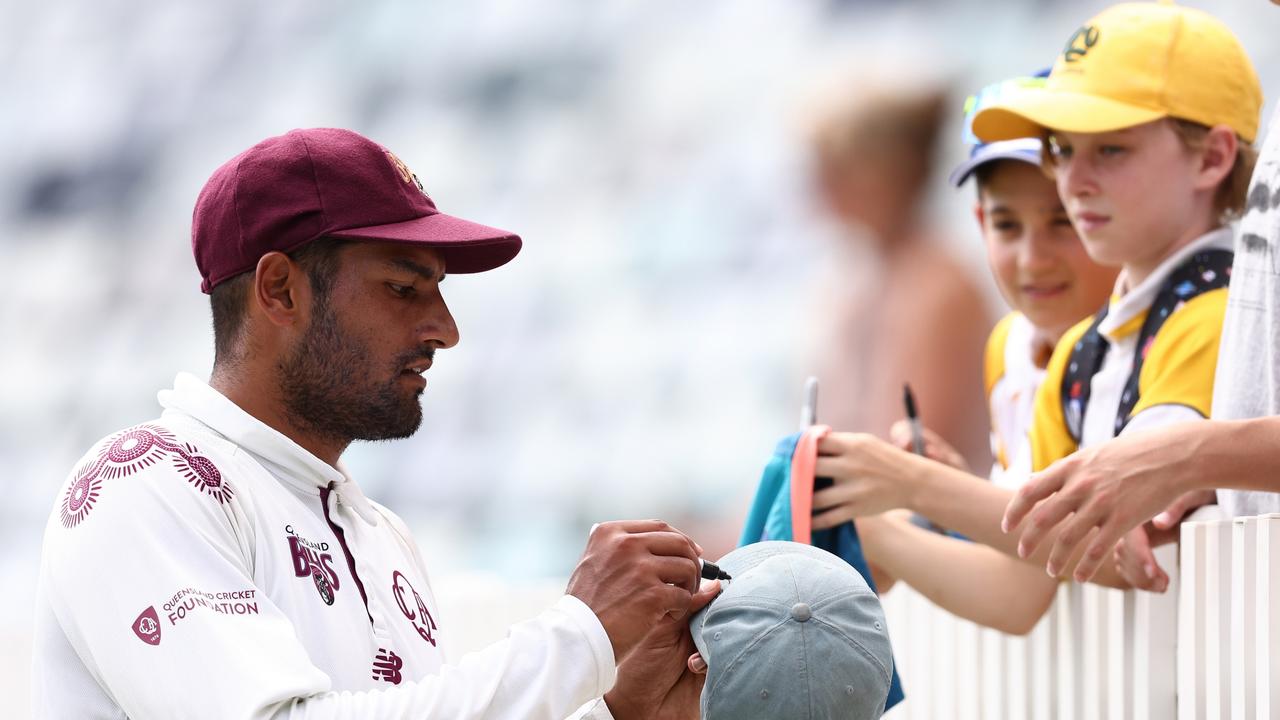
(328, 212), (522, 274)
(948, 139), (1044, 187)
(971, 86), (1168, 143)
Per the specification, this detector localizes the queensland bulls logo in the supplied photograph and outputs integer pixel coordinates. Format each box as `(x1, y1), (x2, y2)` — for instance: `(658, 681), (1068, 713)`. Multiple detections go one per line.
(392, 570), (437, 646)
(133, 606), (162, 646)
(287, 529), (340, 605)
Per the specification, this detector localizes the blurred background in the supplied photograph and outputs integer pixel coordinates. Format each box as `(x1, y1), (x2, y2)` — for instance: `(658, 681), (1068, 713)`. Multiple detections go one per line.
(2, 0), (1277, 716)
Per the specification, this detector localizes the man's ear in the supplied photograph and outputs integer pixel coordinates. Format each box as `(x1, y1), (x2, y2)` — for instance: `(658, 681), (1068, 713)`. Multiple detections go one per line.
(973, 200), (986, 230)
(252, 252), (310, 329)
(1194, 124), (1239, 192)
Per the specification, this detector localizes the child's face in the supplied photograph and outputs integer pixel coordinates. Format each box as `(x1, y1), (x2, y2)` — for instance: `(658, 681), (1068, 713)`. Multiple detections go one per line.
(1047, 120), (1204, 271)
(978, 161), (1118, 338)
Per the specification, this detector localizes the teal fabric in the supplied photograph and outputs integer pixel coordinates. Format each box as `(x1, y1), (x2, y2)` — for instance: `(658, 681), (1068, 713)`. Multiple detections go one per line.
(739, 434), (801, 546)
(740, 431), (905, 711)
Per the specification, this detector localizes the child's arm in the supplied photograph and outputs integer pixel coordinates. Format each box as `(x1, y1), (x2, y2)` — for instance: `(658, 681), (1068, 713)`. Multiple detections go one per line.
(858, 513), (1057, 635)
(812, 432), (1133, 588)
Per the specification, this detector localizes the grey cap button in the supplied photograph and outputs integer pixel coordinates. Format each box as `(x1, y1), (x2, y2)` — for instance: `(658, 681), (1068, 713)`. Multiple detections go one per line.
(790, 602), (812, 622)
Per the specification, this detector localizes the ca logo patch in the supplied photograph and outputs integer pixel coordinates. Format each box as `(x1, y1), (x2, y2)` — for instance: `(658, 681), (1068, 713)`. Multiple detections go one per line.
(133, 606), (162, 646)
(392, 570), (437, 646)
(1063, 25), (1100, 63)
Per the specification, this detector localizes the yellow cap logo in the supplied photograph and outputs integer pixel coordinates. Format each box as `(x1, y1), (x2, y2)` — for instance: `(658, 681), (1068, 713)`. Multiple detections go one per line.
(1062, 25), (1100, 63)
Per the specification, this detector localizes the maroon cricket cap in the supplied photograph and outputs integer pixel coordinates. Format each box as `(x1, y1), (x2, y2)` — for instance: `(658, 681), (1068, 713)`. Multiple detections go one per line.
(192, 128), (522, 293)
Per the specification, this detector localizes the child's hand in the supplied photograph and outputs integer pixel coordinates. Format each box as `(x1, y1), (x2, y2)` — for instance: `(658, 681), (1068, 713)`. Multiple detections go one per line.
(889, 419), (969, 471)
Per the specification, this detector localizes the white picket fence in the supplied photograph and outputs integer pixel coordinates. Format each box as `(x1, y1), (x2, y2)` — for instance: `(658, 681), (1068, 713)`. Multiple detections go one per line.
(879, 513), (1280, 720)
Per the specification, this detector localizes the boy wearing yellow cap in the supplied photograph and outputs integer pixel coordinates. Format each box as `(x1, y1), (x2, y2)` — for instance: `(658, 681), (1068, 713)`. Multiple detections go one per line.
(972, 0), (1260, 590)
(811, 1), (1259, 595)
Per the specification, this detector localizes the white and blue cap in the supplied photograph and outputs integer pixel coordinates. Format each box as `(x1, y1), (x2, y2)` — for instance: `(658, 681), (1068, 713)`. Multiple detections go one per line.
(690, 541), (894, 720)
(948, 70), (1051, 188)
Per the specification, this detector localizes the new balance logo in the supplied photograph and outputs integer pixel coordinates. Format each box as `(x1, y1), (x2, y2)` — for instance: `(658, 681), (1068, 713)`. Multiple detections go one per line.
(372, 648), (404, 685)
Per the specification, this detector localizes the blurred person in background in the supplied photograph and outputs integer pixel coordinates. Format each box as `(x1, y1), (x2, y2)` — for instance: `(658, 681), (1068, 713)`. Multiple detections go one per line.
(812, 84), (992, 470)
(32, 128), (715, 720)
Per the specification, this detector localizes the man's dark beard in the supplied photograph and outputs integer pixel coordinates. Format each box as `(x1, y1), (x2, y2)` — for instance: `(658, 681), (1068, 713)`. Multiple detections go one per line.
(279, 297), (429, 446)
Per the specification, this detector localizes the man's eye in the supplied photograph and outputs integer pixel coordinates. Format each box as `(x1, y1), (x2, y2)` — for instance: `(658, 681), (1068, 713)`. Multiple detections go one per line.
(1099, 145), (1126, 157)
(387, 283), (415, 298)
(994, 220), (1020, 234)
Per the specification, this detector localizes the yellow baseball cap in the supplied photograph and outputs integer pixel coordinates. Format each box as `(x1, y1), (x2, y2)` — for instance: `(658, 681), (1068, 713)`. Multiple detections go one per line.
(972, 1), (1262, 144)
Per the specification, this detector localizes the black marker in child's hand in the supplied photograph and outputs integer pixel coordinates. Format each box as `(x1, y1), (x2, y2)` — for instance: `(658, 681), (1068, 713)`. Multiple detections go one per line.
(700, 559), (732, 582)
(903, 383), (926, 456)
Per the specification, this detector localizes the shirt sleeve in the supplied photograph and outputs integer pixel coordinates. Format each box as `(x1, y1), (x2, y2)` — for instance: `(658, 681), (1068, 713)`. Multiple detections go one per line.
(39, 438), (615, 720)
(1131, 287), (1228, 421)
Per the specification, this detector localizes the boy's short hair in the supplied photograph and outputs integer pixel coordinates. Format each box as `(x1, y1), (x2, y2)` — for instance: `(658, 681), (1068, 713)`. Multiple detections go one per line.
(1169, 120), (1258, 222)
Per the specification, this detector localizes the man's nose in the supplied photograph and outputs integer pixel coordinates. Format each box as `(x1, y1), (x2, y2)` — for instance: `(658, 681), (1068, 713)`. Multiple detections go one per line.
(424, 298), (459, 349)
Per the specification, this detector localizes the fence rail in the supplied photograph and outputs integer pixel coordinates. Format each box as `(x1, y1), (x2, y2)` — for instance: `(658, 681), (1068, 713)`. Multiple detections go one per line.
(880, 512), (1280, 719)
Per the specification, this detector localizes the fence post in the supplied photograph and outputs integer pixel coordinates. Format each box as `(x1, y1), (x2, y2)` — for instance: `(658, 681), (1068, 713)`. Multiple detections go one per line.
(1231, 516), (1257, 720)
(1204, 520), (1233, 719)
(1179, 521), (1207, 720)
(1255, 514), (1280, 718)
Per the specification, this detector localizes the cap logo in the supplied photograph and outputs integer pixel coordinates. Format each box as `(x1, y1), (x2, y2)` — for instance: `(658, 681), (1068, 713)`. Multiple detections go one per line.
(1062, 25), (1099, 63)
(385, 151), (427, 195)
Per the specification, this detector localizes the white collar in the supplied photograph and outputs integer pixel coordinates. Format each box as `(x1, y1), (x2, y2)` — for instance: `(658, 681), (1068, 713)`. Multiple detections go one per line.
(1098, 227), (1234, 341)
(158, 372), (379, 525)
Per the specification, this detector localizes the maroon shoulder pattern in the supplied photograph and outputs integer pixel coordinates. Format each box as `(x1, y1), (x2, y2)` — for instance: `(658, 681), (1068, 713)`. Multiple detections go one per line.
(60, 424), (233, 529)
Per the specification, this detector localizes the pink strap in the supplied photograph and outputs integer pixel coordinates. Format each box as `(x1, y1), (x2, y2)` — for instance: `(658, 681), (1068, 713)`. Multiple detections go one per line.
(789, 425), (831, 545)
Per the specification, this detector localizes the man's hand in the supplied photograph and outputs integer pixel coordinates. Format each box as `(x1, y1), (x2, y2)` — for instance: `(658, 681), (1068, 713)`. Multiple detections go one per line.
(889, 420), (969, 471)
(566, 520), (702, 662)
(1002, 423), (1208, 582)
(603, 581), (719, 720)
(811, 432), (925, 529)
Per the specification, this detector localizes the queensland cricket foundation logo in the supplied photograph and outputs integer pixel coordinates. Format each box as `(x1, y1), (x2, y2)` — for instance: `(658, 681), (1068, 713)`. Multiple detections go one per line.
(392, 570), (437, 646)
(372, 648), (404, 685)
(286, 525), (340, 605)
(132, 606), (162, 646)
(61, 425), (231, 529)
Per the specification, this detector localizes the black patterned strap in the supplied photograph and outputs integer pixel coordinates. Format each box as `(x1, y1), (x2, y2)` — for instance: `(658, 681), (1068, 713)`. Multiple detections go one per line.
(1060, 249), (1233, 443)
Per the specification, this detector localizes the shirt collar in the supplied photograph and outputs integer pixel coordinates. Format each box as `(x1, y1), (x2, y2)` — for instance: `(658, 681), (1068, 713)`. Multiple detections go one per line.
(1097, 227), (1234, 342)
(158, 372), (379, 525)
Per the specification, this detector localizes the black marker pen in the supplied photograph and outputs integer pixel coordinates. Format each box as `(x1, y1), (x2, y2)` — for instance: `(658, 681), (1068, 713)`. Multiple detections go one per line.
(700, 559), (732, 582)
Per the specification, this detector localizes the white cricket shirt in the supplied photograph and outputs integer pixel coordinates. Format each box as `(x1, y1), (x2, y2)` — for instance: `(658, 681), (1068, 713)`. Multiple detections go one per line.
(34, 372), (617, 719)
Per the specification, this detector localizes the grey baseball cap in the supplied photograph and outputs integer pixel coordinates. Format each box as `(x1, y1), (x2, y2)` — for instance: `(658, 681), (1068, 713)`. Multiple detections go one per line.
(690, 541), (894, 720)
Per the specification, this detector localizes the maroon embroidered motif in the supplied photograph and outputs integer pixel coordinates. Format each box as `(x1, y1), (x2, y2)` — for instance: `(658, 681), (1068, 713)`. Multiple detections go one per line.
(172, 443), (233, 503)
(392, 570), (437, 646)
(372, 648), (404, 685)
(60, 424), (231, 529)
(60, 463), (103, 528)
(132, 606), (162, 646)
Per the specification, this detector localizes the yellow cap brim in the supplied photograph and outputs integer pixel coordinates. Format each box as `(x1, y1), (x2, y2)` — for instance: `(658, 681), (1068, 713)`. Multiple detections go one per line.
(971, 87), (1168, 142)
